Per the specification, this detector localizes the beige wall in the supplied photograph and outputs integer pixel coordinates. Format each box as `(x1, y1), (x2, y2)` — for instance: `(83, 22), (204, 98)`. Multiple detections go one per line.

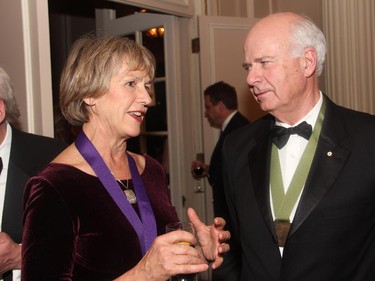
(270, 0), (326, 91)
(218, 0), (248, 17)
(214, 0), (323, 26)
(0, 0), (28, 131)
(0, 0), (54, 136)
(215, 0), (326, 92)
(272, 0), (323, 28)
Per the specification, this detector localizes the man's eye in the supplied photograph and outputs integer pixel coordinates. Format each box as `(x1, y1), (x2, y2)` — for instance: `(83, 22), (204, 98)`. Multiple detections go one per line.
(243, 64), (251, 71)
(261, 60), (270, 65)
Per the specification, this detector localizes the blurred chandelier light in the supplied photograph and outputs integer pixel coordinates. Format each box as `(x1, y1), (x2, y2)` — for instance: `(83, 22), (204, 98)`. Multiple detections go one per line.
(146, 26), (165, 38)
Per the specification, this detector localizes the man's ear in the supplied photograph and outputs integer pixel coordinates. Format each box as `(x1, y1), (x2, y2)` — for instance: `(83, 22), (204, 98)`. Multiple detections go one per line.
(0, 100), (6, 123)
(217, 101), (226, 112)
(302, 47), (317, 78)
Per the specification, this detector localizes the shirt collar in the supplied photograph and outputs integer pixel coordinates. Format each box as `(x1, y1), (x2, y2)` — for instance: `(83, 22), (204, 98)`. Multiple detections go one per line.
(275, 91), (323, 128)
(222, 110), (237, 132)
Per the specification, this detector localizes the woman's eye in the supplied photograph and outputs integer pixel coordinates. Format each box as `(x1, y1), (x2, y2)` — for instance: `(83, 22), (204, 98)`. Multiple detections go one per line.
(126, 81), (136, 88)
(145, 83), (151, 92)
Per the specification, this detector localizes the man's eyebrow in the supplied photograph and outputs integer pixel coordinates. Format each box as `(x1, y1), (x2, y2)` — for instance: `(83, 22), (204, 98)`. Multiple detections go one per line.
(243, 56), (275, 67)
(255, 56), (274, 62)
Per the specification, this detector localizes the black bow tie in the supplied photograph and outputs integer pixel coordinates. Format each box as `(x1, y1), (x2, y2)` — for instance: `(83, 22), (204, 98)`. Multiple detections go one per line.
(271, 121), (312, 149)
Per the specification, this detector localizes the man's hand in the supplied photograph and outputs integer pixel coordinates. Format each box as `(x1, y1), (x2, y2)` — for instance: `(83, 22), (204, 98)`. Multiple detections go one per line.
(191, 161), (209, 179)
(0, 232), (21, 274)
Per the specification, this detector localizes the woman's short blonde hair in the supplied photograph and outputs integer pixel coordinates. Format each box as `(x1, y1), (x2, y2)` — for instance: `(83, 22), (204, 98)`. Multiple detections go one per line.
(60, 34), (156, 126)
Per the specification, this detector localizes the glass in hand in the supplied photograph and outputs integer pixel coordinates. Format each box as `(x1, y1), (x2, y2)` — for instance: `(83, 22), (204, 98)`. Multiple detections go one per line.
(166, 222), (198, 281)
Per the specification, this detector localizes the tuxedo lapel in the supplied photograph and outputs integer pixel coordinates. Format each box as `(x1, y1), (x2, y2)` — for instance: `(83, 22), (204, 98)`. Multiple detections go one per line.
(2, 129), (30, 243)
(248, 119), (276, 239)
(290, 99), (351, 236)
(2, 162), (28, 242)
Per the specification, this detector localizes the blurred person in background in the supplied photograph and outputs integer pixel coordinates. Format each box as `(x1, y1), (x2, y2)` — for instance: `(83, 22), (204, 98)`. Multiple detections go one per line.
(191, 81), (249, 280)
(0, 66), (66, 281)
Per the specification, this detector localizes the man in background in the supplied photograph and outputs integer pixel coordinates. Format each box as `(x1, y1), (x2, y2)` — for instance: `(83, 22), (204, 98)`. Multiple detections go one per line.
(191, 81), (249, 280)
(0, 67), (67, 280)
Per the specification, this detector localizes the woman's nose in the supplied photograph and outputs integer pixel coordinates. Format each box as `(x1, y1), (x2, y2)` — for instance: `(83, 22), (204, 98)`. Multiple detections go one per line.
(140, 86), (152, 105)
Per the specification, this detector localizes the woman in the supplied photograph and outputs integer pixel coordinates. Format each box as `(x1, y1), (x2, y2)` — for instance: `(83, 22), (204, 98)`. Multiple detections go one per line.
(22, 35), (229, 280)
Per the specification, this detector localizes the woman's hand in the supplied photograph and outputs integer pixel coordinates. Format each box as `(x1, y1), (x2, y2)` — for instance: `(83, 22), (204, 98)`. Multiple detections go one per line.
(116, 230), (208, 281)
(187, 208), (230, 269)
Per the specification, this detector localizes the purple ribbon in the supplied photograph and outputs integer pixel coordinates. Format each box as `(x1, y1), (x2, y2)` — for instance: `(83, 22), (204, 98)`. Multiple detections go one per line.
(75, 130), (157, 255)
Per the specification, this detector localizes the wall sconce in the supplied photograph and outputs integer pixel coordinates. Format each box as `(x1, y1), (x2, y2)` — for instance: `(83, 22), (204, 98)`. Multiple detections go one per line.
(146, 26), (165, 38)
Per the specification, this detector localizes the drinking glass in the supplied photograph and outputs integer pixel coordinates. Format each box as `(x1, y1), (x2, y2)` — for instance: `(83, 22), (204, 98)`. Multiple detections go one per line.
(166, 222), (198, 281)
(193, 166), (204, 177)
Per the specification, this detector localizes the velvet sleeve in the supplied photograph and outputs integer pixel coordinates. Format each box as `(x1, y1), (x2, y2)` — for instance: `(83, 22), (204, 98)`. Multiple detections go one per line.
(22, 177), (76, 280)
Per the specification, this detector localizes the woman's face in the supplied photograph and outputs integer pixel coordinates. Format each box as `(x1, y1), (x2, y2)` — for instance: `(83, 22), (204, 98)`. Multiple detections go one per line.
(89, 62), (152, 139)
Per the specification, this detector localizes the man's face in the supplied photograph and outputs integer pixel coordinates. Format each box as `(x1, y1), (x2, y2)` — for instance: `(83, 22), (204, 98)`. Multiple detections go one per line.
(243, 16), (308, 122)
(204, 95), (222, 129)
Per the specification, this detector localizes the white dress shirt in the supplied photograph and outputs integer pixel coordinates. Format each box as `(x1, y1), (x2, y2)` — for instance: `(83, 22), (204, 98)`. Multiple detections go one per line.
(221, 110), (237, 132)
(271, 92), (323, 254)
(0, 123), (12, 230)
(0, 123), (21, 280)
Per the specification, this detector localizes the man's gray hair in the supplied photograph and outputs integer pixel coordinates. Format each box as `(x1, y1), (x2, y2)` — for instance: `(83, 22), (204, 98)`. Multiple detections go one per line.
(0, 67), (21, 124)
(290, 15), (327, 76)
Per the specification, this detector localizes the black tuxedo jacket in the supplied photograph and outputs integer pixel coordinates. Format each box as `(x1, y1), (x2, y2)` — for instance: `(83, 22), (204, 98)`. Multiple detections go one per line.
(208, 111), (249, 221)
(1, 127), (66, 280)
(209, 112), (249, 281)
(222, 96), (375, 281)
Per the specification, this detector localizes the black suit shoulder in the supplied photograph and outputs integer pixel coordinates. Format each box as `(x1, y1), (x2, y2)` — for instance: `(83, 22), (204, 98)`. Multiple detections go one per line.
(11, 127), (68, 176)
(223, 114), (272, 157)
(224, 112), (250, 136)
(321, 96), (375, 145)
(3, 128), (67, 244)
(326, 98), (375, 125)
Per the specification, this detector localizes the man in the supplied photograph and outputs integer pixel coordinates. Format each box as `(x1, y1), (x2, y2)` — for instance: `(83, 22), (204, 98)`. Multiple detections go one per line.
(191, 81), (249, 280)
(222, 12), (375, 281)
(0, 67), (67, 280)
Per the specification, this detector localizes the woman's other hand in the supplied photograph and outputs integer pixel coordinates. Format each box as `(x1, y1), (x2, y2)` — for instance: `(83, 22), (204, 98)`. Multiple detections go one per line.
(188, 208), (231, 269)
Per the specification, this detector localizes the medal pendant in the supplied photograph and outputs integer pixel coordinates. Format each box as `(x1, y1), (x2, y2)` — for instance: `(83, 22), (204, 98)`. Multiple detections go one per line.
(274, 220), (291, 247)
(124, 189), (137, 204)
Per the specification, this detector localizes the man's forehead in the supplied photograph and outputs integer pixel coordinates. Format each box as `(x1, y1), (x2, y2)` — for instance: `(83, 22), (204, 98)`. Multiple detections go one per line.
(244, 29), (289, 56)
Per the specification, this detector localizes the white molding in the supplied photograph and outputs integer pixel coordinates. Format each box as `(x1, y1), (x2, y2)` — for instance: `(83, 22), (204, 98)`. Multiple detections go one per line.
(108, 0), (193, 17)
(21, 0), (54, 136)
(21, 0), (35, 132)
(35, 0), (54, 137)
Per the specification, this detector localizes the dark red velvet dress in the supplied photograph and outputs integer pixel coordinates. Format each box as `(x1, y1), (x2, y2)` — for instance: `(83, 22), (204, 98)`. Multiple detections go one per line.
(22, 155), (179, 280)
